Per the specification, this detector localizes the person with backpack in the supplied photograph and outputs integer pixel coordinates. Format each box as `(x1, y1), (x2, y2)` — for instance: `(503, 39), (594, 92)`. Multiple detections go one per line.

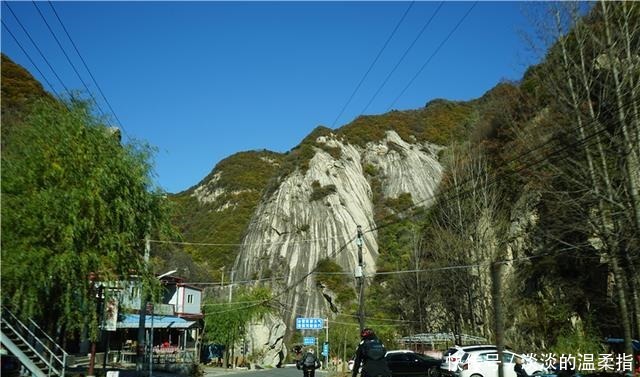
(351, 328), (392, 377)
(297, 347), (321, 377)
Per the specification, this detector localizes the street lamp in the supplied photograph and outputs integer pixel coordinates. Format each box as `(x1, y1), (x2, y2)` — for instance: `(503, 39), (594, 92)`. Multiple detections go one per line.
(157, 270), (177, 279)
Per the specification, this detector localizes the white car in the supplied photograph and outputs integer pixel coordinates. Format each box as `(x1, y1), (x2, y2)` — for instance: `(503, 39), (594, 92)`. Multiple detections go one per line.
(457, 350), (546, 377)
(441, 345), (500, 375)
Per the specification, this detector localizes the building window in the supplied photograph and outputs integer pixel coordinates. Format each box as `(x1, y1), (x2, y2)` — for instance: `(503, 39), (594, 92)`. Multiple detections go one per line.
(187, 294), (193, 304)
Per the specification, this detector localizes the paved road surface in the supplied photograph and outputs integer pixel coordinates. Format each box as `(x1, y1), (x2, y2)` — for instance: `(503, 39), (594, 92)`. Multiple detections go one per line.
(204, 366), (332, 377)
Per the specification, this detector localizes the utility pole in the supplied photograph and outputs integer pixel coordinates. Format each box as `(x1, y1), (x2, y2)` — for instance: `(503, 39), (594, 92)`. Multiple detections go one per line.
(491, 262), (505, 377)
(87, 282), (103, 377)
(355, 225), (365, 332)
(137, 235), (150, 376)
(228, 270), (235, 303)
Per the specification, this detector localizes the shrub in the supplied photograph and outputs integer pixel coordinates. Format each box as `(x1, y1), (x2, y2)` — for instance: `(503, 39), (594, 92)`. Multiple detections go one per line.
(309, 181), (337, 202)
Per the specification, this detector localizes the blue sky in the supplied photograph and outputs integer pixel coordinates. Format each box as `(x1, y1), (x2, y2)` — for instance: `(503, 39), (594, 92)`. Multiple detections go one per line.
(1, 1), (541, 194)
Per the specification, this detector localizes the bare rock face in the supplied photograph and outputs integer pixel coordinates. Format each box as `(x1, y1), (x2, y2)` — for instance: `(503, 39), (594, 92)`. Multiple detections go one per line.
(245, 313), (287, 367)
(233, 131), (444, 332)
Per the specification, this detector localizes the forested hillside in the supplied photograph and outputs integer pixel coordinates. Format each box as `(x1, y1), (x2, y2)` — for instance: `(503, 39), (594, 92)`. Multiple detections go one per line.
(190, 2), (639, 361)
(1, 1), (637, 365)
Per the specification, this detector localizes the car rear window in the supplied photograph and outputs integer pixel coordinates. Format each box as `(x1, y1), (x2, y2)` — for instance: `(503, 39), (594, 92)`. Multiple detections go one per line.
(444, 348), (458, 357)
(464, 346), (497, 351)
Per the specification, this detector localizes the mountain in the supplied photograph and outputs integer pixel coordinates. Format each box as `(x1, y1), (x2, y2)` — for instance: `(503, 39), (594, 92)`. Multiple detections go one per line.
(167, 150), (285, 280)
(1, 53), (55, 147)
(4, 2), (638, 363)
(171, 98), (491, 332)
(175, 3), (640, 361)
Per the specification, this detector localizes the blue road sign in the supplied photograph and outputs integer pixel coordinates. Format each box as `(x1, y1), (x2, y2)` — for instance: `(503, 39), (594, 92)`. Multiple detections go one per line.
(303, 337), (316, 345)
(296, 317), (324, 330)
(322, 343), (329, 356)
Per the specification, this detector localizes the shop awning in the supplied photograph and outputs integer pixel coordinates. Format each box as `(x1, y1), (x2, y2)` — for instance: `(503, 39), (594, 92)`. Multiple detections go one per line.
(117, 314), (197, 329)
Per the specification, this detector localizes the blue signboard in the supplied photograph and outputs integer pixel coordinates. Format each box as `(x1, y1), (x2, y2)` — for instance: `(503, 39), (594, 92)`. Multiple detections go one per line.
(303, 337), (316, 345)
(322, 342), (329, 356)
(296, 317), (324, 330)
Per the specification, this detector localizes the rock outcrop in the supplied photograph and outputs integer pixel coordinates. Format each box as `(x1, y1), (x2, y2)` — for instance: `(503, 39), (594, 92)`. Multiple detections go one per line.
(233, 130), (443, 330)
(245, 313), (287, 368)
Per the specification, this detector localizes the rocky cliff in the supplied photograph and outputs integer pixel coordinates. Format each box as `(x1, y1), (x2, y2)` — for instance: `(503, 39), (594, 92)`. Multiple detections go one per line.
(232, 130), (444, 329)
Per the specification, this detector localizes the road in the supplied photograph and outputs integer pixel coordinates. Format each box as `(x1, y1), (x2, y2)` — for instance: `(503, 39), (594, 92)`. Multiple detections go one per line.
(204, 366), (333, 377)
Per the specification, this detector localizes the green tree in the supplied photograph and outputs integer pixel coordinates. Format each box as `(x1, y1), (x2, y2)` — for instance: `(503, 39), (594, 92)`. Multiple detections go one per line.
(202, 287), (274, 363)
(1, 99), (171, 340)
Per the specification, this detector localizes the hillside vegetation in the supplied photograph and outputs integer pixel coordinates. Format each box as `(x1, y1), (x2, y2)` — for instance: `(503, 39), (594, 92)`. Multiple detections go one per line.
(167, 150), (284, 281)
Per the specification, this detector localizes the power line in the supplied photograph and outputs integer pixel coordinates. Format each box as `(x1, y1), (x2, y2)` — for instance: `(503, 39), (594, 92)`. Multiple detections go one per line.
(216, 101), (618, 316)
(219, 111), (612, 314)
(361, 1), (445, 115)
(389, 1), (477, 109)
(187, 276), (286, 286)
(148, 234), (347, 247)
(331, 1), (415, 128)
(31, 1), (107, 119)
(365, 96), (619, 235)
(47, 1), (130, 138)
(201, 300), (265, 307)
(369, 126), (608, 236)
(1, 20), (60, 98)
(200, 117), (612, 317)
(4, 2), (71, 96)
(266, 302), (411, 327)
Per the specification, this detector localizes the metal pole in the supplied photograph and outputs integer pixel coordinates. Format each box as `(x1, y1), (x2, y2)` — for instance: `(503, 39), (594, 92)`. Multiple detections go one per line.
(325, 318), (329, 370)
(137, 235), (150, 376)
(491, 262), (505, 377)
(356, 225), (365, 332)
(150, 304), (154, 377)
(88, 282), (102, 377)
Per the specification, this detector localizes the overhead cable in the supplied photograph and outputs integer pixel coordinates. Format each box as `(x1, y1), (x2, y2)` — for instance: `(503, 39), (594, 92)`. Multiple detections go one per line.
(361, 1), (445, 115)
(47, 1), (130, 138)
(31, 1), (107, 118)
(331, 1), (415, 127)
(1, 20), (60, 98)
(389, 1), (477, 109)
(4, 2), (71, 96)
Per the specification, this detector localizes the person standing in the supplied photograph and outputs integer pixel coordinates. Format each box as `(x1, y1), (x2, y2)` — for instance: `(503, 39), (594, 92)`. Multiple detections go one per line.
(351, 328), (391, 377)
(514, 357), (530, 377)
(297, 348), (321, 377)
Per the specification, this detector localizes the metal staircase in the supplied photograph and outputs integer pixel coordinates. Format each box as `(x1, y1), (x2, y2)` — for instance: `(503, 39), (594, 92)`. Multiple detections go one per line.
(1, 307), (68, 377)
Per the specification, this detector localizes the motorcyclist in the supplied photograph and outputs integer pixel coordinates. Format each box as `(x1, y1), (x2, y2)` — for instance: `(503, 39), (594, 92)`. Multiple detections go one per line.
(352, 328), (392, 377)
(297, 347), (321, 377)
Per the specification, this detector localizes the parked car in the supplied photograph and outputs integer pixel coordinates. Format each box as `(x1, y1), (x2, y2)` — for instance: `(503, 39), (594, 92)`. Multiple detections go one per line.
(348, 351), (415, 371)
(456, 349), (546, 377)
(386, 350), (442, 377)
(441, 345), (500, 376)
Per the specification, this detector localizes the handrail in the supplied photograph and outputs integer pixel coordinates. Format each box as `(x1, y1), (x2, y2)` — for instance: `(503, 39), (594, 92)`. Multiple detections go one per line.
(29, 317), (68, 356)
(1, 306), (66, 377)
(2, 319), (61, 376)
(2, 308), (63, 366)
(28, 317), (68, 375)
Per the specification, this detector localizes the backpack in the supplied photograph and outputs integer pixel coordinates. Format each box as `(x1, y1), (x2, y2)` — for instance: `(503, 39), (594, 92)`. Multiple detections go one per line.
(303, 353), (317, 367)
(365, 339), (386, 360)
